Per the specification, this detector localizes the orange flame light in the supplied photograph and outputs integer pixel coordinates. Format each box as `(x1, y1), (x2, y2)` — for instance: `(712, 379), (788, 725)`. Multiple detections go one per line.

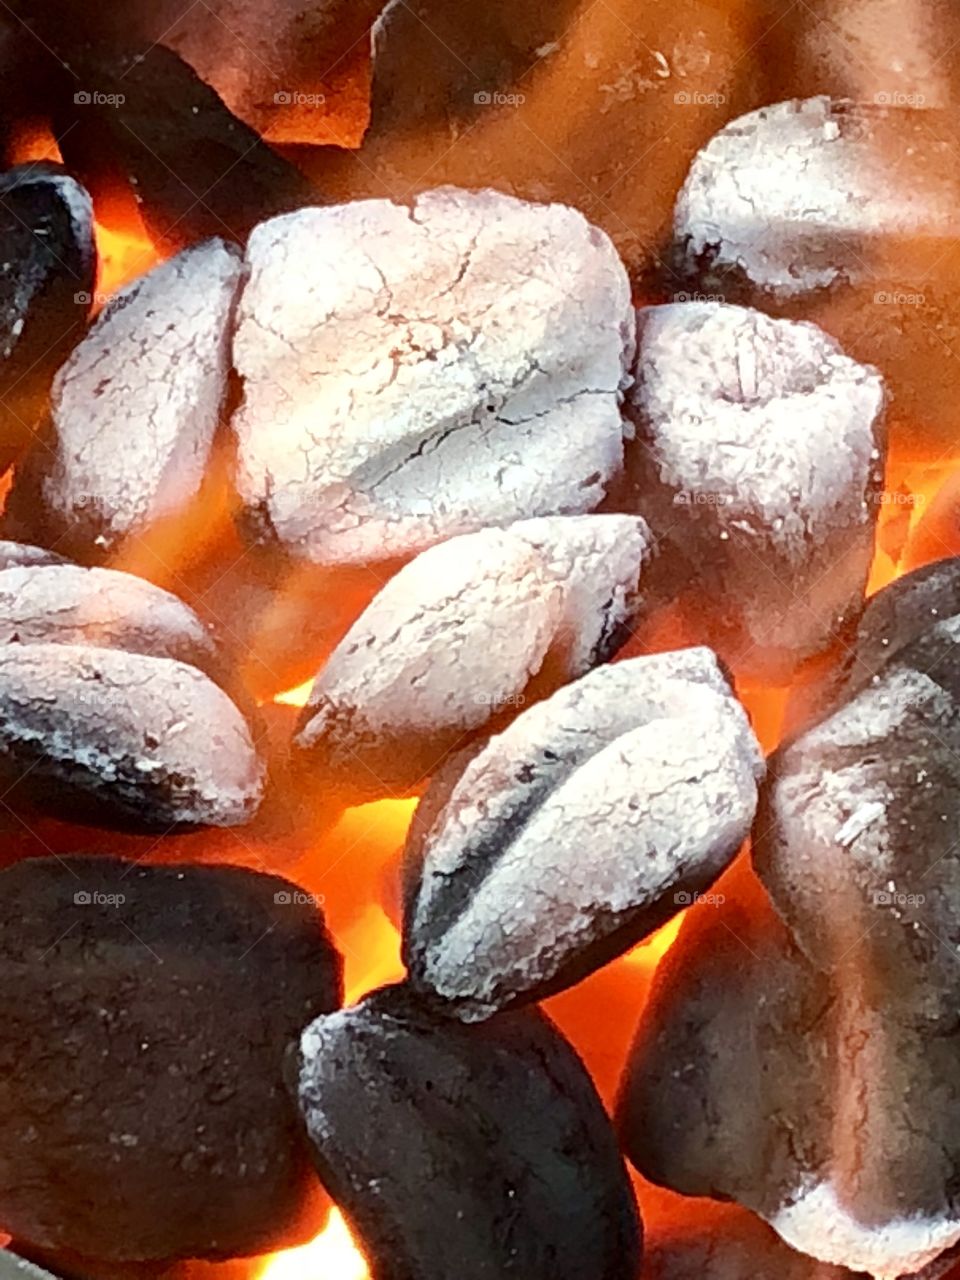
(258, 1211), (369, 1280)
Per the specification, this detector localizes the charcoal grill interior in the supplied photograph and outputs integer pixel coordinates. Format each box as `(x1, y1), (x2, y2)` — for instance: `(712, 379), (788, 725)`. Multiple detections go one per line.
(2, 3), (960, 1280)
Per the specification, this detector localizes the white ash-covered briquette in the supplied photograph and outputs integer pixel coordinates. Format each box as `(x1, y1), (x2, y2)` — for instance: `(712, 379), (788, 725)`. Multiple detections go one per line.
(674, 97), (960, 298)
(294, 515), (652, 805)
(292, 986), (641, 1280)
(621, 617), (960, 1279)
(0, 563), (225, 684)
(233, 188), (634, 569)
(642, 1203), (869, 1279)
(622, 301), (885, 680)
(0, 541), (67, 570)
(404, 647), (764, 1021)
(0, 643), (265, 829)
(0, 856), (342, 1261)
(757, 636), (960, 1279)
(0, 164), (95, 470)
(8, 238), (242, 561)
(671, 97), (960, 458)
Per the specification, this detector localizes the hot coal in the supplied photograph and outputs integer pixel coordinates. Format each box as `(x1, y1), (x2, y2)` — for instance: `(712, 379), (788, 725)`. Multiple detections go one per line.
(621, 613), (960, 1276)
(0, 540), (67, 570)
(52, 43), (314, 250)
(0, 643), (264, 830)
(233, 189), (634, 569)
(404, 648), (763, 1021)
(0, 856), (342, 1261)
(672, 96), (960, 459)
(837, 557), (960, 698)
(294, 515), (652, 806)
(619, 301), (885, 680)
(618, 895), (831, 1253)
(7, 239), (242, 562)
(292, 985), (641, 1280)
(643, 1204), (863, 1279)
(0, 164), (94, 470)
(0, 1251), (59, 1280)
(0, 561), (240, 697)
(298, 0), (765, 283)
(8, 0), (382, 147)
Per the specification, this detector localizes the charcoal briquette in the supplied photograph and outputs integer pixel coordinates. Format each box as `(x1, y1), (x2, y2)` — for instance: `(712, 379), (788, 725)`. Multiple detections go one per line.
(7, 239), (241, 562)
(0, 856), (342, 1261)
(621, 611), (960, 1276)
(233, 189), (634, 569)
(0, 163), (95, 470)
(52, 44), (314, 250)
(294, 515), (652, 806)
(299, 0), (765, 283)
(0, 541), (68, 571)
(292, 985), (641, 1280)
(620, 301), (886, 680)
(0, 562), (227, 686)
(672, 96), (960, 458)
(404, 648), (763, 1020)
(0, 643), (265, 830)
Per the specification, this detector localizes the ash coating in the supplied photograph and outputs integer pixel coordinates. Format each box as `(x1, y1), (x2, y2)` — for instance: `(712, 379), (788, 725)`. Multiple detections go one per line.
(294, 514), (651, 804)
(622, 571), (960, 1278)
(233, 188), (634, 568)
(11, 239), (242, 560)
(674, 96), (960, 298)
(623, 301), (885, 678)
(0, 643), (264, 829)
(404, 648), (763, 1020)
(0, 856), (342, 1260)
(293, 985), (640, 1280)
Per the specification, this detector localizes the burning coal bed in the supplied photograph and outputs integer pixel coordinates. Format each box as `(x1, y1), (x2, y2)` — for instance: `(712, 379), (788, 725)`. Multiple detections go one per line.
(5, 32), (960, 1280)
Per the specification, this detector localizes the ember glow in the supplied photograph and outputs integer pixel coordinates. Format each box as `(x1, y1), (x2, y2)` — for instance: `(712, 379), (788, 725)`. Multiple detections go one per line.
(258, 1211), (369, 1280)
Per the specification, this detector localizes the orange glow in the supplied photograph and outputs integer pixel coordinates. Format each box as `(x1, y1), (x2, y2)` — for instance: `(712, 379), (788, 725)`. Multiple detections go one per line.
(624, 915), (683, 969)
(275, 679), (316, 708)
(7, 123), (62, 165)
(258, 1211), (369, 1280)
(95, 217), (162, 303)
